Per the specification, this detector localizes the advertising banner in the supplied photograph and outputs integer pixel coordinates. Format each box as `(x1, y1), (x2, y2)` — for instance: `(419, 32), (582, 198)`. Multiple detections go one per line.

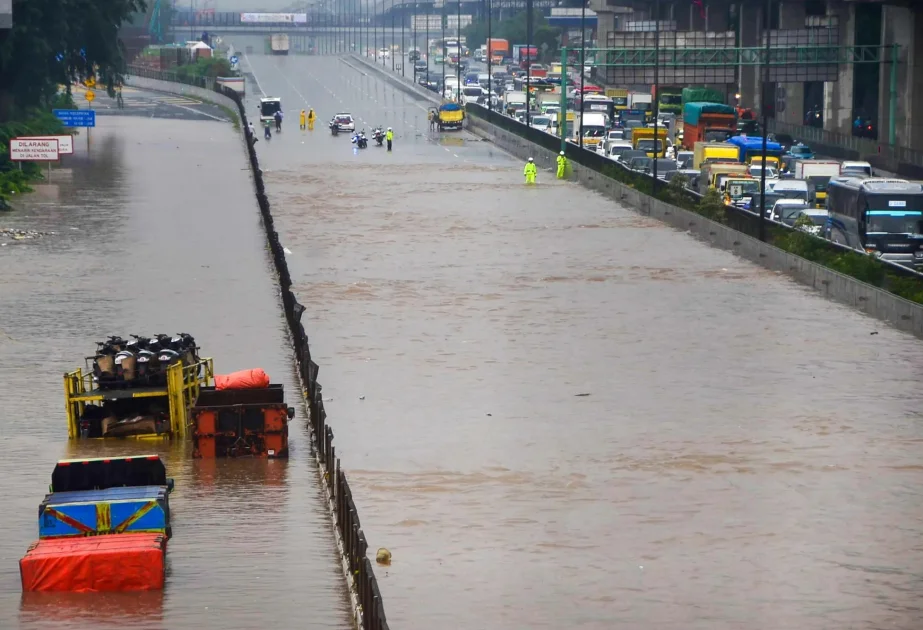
(240, 13), (307, 24)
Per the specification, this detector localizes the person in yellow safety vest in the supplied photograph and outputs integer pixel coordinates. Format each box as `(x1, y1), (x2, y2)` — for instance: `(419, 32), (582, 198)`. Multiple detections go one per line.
(556, 151), (567, 179)
(299, 109), (306, 130)
(524, 157), (537, 184)
(307, 108), (316, 130)
(385, 127), (393, 151)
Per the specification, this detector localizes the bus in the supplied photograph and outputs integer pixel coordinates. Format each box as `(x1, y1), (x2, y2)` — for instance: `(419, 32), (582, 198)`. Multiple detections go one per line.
(826, 177), (923, 269)
(578, 94), (616, 124)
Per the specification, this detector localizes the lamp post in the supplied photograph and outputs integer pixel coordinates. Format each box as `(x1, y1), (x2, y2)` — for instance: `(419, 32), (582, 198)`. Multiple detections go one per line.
(456, 0), (461, 92)
(525, 0), (532, 126)
(441, 1), (446, 94)
(401, 6), (405, 76)
(486, 0), (492, 111)
(757, 0), (771, 242)
(578, 0), (586, 149)
(392, 8), (396, 70)
(652, 0), (660, 189)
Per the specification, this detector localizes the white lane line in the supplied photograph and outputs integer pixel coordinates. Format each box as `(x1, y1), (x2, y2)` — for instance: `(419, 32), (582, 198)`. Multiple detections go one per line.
(170, 102), (230, 122)
(244, 54), (267, 97)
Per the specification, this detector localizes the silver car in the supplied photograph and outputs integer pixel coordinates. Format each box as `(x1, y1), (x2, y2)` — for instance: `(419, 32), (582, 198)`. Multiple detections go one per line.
(333, 113), (355, 131)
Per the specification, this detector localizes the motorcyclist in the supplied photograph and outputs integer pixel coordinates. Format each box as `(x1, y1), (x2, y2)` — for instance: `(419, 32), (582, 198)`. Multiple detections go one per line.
(274, 110), (283, 132)
(386, 127), (393, 151)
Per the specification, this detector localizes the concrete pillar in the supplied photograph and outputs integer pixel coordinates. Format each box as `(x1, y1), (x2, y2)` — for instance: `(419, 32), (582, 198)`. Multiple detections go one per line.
(823, 0), (854, 135)
(776, 0), (805, 125)
(738, 2), (761, 111)
(878, 5), (920, 148)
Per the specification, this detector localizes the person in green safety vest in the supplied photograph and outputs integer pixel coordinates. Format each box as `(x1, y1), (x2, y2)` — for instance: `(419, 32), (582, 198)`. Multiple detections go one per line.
(386, 127), (393, 151)
(524, 157), (537, 184)
(556, 151), (567, 179)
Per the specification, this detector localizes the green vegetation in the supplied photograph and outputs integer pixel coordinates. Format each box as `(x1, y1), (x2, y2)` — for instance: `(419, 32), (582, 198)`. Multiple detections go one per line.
(0, 0), (144, 207)
(176, 57), (232, 81)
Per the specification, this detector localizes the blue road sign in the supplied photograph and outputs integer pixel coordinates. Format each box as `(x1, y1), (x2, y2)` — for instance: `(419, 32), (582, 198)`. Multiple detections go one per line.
(230, 55), (239, 64)
(53, 109), (96, 128)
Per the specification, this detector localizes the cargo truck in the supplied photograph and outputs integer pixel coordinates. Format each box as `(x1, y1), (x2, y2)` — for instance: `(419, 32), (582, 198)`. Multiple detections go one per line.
(653, 86), (683, 115)
(682, 102), (736, 149)
(727, 135), (783, 169)
(270, 34), (290, 55)
(631, 127), (668, 158)
(693, 141), (739, 169)
(605, 88), (629, 114)
(487, 38), (510, 63)
(793, 160), (841, 208)
(682, 87), (725, 107)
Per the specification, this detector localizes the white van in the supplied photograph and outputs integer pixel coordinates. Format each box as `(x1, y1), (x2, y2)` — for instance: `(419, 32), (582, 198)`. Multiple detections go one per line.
(767, 179), (810, 203)
(841, 161), (873, 178)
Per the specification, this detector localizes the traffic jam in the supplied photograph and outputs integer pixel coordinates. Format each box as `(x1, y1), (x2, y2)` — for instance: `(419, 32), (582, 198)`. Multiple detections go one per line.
(409, 37), (923, 271)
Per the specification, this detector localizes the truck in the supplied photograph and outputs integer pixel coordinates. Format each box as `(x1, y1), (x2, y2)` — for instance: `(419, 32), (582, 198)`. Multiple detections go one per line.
(682, 86), (725, 108)
(270, 33), (290, 56)
(681, 102), (736, 149)
(605, 88), (629, 114)
(575, 112), (608, 150)
(727, 135), (783, 170)
(793, 160), (841, 208)
(437, 102), (465, 131)
(652, 85), (683, 115)
(699, 162), (750, 194)
(693, 141), (739, 169)
(512, 45), (538, 67)
(628, 92), (653, 121)
(487, 38), (510, 63)
(631, 127), (668, 158)
(504, 90), (528, 115)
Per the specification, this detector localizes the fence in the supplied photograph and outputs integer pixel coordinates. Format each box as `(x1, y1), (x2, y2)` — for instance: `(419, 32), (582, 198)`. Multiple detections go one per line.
(201, 75), (389, 630)
(126, 64), (210, 88)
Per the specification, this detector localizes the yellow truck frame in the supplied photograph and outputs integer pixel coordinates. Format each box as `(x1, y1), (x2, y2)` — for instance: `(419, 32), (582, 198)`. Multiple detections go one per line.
(64, 358), (214, 439)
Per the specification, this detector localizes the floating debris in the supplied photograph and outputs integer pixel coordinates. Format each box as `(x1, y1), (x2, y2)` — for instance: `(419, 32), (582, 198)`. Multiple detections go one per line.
(0, 228), (54, 241)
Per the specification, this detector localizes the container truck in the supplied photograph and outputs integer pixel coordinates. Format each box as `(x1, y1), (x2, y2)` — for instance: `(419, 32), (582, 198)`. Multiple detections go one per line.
(682, 87), (725, 107)
(487, 38), (510, 63)
(793, 160), (841, 208)
(727, 136), (784, 170)
(631, 127), (668, 158)
(270, 34), (290, 56)
(628, 92), (653, 121)
(681, 102), (736, 149)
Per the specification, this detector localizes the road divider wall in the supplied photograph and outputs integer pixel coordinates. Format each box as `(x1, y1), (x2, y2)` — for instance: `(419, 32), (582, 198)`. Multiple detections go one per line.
(127, 68), (390, 630)
(350, 55), (923, 338)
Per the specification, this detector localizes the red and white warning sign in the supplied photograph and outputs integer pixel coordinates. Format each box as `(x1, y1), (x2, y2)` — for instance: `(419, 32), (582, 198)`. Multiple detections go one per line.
(10, 137), (60, 161)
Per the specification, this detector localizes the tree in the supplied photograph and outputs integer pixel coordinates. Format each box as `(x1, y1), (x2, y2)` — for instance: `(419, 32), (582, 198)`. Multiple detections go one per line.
(0, 0), (146, 119)
(461, 10), (560, 56)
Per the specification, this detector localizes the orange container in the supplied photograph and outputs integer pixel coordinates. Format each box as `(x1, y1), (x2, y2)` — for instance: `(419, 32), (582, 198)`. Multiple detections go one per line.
(191, 385), (292, 458)
(20, 533), (166, 593)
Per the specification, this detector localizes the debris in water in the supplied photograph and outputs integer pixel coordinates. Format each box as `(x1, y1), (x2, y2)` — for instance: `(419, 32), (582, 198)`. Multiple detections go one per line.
(283, 247), (292, 255)
(0, 228), (53, 241)
(575, 393), (591, 397)
(376, 548), (392, 565)
(359, 395), (365, 400)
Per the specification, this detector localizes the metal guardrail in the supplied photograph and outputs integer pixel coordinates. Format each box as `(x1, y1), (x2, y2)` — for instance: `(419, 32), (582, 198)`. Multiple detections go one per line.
(126, 65), (210, 89)
(465, 103), (923, 283)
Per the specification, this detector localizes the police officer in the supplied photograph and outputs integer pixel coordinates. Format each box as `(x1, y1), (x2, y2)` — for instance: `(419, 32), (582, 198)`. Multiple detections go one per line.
(556, 151), (567, 179)
(524, 157), (537, 184)
(385, 127), (393, 151)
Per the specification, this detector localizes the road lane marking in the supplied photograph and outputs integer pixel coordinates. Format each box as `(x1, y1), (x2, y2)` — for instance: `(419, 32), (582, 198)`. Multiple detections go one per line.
(243, 54), (267, 97)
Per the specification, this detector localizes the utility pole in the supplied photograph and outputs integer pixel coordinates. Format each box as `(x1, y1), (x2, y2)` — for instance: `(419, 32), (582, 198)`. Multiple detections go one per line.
(525, 0), (532, 126)
(579, 0), (586, 149)
(757, 0), (770, 242)
(652, 0), (660, 190)
(486, 0), (492, 111)
(442, 1), (446, 92)
(401, 7), (405, 77)
(456, 0), (461, 91)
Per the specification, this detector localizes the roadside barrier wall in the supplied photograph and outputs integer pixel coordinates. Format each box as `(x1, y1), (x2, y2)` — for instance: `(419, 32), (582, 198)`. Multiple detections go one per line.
(351, 56), (923, 338)
(127, 69), (389, 630)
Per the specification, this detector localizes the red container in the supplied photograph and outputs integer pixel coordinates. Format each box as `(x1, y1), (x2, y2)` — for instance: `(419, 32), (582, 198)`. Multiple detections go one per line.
(191, 385), (292, 458)
(20, 533), (166, 593)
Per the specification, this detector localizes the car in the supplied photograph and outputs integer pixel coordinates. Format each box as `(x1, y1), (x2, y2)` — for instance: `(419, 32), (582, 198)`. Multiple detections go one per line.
(841, 160), (872, 178)
(770, 199), (812, 224)
(617, 149), (648, 166)
(607, 141), (634, 160)
(333, 113), (355, 132)
(646, 158), (678, 178)
(794, 208), (828, 235)
(675, 150), (694, 169)
(529, 115), (552, 132)
(749, 164), (779, 180)
(408, 50), (421, 62)
(377, 48), (390, 59)
(413, 59), (428, 72)
(669, 168), (701, 188)
(628, 156), (653, 172)
(788, 143), (815, 160)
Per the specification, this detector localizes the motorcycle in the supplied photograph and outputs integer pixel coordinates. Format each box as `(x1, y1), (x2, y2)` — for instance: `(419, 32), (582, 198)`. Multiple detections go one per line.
(372, 127), (385, 146)
(351, 131), (368, 149)
(330, 120), (340, 136)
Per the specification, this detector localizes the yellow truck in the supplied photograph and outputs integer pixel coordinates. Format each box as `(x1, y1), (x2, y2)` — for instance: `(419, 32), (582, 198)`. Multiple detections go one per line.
(698, 162), (749, 194)
(631, 127), (667, 158)
(437, 103), (464, 131)
(605, 88), (629, 114)
(693, 141), (739, 169)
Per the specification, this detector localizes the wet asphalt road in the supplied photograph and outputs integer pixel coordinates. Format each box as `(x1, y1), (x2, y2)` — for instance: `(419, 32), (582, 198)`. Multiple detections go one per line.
(241, 52), (923, 630)
(0, 89), (352, 630)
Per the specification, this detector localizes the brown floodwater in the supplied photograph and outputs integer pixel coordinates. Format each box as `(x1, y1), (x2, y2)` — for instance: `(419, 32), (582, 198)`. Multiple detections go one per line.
(233, 53), (923, 630)
(0, 113), (352, 629)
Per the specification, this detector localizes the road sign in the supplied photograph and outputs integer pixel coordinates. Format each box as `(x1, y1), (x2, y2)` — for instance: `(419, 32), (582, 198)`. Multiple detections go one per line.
(10, 137), (59, 162)
(31, 135), (74, 155)
(85, 90), (95, 102)
(53, 109), (96, 128)
(85, 77), (96, 88)
(230, 55), (239, 64)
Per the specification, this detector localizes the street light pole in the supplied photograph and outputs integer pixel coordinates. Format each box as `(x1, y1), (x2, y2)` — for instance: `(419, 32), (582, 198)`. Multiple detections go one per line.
(758, 0), (770, 242)
(525, 0), (532, 126)
(579, 0), (586, 149)
(456, 0), (461, 91)
(392, 9), (396, 70)
(401, 7), (405, 76)
(486, 0), (492, 111)
(652, 0), (660, 189)
(442, 1), (446, 93)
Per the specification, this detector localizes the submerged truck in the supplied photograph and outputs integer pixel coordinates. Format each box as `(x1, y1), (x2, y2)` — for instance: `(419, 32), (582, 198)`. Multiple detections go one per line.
(270, 33), (290, 55)
(682, 102), (736, 149)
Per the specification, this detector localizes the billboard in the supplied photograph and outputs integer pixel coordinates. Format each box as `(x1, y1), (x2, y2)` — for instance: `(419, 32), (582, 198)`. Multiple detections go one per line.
(240, 13), (307, 24)
(412, 15), (441, 30)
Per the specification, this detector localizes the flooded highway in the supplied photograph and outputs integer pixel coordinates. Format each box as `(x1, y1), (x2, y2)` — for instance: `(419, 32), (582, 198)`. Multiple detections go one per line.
(239, 53), (923, 630)
(0, 95), (352, 629)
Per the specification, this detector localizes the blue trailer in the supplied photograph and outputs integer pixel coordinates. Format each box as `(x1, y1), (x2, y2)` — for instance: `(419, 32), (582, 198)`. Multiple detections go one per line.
(727, 135), (784, 166)
(39, 486), (171, 539)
